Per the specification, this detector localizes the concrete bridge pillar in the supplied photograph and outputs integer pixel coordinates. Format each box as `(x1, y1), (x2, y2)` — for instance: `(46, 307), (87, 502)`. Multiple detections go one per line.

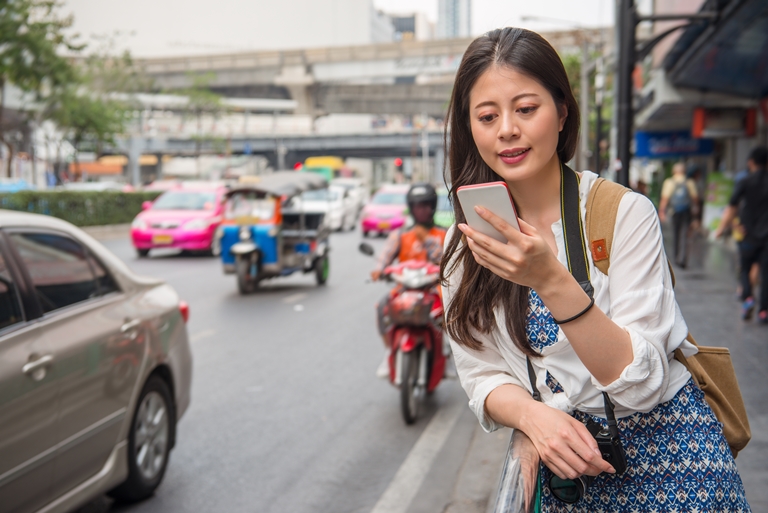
(274, 65), (316, 117)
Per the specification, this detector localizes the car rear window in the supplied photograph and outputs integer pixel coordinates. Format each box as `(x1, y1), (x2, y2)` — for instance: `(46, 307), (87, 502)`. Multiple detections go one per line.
(9, 232), (119, 314)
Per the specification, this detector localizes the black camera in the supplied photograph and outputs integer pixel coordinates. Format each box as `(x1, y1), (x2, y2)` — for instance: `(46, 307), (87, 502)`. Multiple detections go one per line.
(549, 396), (627, 504)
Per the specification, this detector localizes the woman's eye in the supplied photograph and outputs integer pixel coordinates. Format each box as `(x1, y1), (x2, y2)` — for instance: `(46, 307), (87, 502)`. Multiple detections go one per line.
(478, 114), (495, 123)
(519, 106), (538, 115)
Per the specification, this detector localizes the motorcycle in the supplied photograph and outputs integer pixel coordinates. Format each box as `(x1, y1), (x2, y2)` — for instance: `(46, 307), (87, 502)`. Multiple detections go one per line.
(359, 242), (448, 424)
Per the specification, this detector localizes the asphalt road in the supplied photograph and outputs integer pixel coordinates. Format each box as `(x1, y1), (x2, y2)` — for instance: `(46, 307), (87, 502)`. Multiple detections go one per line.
(73, 228), (475, 513)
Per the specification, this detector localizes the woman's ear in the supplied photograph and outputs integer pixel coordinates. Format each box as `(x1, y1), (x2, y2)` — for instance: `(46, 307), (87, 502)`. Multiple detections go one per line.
(558, 104), (568, 133)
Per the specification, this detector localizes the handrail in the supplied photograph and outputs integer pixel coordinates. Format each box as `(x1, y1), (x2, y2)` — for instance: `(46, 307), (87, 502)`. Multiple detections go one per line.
(491, 429), (540, 513)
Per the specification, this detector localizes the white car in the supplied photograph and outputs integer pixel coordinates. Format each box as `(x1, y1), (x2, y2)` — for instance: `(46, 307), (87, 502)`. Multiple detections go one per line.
(298, 185), (357, 231)
(0, 210), (192, 513)
(330, 177), (369, 218)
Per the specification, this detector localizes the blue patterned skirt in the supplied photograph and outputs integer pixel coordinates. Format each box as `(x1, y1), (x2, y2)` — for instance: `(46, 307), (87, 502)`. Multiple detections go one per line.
(538, 379), (751, 512)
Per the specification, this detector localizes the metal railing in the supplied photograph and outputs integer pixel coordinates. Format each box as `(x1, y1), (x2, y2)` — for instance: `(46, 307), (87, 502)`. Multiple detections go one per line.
(491, 429), (540, 513)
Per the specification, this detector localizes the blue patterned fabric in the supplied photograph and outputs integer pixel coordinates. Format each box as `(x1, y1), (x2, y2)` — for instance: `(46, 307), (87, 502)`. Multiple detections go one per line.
(538, 380), (751, 512)
(526, 289), (560, 353)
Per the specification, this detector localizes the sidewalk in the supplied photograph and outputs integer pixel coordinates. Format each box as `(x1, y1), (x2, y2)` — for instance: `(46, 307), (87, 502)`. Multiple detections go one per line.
(444, 231), (766, 511)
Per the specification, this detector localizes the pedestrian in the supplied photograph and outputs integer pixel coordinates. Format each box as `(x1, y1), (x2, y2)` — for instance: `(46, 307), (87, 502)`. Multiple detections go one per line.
(658, 162), (699, 268)
(714, 146), (768, 324)
(440, 27), (750, 512)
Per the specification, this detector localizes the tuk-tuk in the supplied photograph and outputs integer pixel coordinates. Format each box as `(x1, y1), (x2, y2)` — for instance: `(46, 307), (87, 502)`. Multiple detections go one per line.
(218, 171), (331, 294)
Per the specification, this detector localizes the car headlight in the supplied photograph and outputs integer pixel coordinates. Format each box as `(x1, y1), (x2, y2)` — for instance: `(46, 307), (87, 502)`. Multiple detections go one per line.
(239, 226), (251, 241)
(183, 218), (210, 231)
(131, 217), (147, 230)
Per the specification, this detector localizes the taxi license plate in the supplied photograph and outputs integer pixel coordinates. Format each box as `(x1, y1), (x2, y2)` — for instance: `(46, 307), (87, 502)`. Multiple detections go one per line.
(377, 221), (391, 230)
(152, 234), (173, 245)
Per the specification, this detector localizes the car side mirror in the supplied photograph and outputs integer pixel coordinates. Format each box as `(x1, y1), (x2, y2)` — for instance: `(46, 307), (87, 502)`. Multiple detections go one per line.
(358, 242), (375, 256)
(141, 201), (153, 210)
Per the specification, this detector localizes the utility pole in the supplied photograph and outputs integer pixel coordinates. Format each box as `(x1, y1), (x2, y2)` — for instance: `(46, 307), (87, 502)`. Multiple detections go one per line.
(616, 0), (636, 187)
(595, 57), (605, 175)
(579, 37), (591, 172)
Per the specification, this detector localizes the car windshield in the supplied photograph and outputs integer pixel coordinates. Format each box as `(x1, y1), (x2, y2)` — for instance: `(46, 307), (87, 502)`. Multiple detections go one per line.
(302, 189), (336, 201)
(437, 194), (451, 211)
(152, 191), (217, 210)
(225, 193), (276, 220)
(372, 192), (406, 205)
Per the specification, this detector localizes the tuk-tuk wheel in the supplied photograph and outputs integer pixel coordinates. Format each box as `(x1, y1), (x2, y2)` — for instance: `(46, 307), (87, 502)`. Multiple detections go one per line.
(314, 255), (329, 285)
(236, 257), (257, 294)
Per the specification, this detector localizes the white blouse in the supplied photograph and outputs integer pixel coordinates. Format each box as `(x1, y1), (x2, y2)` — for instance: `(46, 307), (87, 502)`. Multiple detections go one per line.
(444, 171), (696, 433)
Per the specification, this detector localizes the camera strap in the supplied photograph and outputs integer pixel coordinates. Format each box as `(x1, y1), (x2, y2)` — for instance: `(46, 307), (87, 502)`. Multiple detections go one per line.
(526, 165), (619, 436)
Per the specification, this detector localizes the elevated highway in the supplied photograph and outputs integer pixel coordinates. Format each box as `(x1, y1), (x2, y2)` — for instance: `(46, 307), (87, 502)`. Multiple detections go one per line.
(137, 29), (608, 117)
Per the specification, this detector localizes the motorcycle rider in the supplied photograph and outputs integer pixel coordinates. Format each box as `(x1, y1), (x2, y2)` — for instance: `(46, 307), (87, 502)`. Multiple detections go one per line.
(371, 183), (448, 377)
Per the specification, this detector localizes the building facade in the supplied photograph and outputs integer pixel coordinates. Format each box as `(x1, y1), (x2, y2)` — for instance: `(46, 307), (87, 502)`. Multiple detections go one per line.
(437, 0), (471, 39)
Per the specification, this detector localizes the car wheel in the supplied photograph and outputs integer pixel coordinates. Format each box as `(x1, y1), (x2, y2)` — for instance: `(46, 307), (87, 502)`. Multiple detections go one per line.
(363, 230), (370, 238)
(109, 375), (174, 503)
(136, 249), (150, 258)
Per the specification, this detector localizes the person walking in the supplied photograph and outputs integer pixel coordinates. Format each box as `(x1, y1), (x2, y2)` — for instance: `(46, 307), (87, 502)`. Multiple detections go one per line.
(714, 146), (768, 324)
(658, 162), (699, 268)
(440, 27), (750, 511)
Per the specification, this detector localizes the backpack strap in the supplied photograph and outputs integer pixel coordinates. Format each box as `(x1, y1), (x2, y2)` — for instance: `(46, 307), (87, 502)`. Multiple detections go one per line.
(584, 177), (630, 276)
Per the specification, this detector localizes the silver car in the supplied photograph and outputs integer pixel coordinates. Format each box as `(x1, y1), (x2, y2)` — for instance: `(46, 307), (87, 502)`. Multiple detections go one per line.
(0, 211), (193, 513)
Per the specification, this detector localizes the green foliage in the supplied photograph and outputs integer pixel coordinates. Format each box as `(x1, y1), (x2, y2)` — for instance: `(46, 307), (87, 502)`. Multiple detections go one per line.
(0, 0), (82, 95)
(0, 190), (162, 226)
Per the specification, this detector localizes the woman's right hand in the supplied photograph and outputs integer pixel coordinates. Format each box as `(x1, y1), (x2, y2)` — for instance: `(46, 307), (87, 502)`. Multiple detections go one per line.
(520, 401), (616, 480)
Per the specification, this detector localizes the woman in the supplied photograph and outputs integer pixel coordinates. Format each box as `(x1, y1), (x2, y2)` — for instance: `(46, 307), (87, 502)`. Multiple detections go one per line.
(441, 28), (750, 512)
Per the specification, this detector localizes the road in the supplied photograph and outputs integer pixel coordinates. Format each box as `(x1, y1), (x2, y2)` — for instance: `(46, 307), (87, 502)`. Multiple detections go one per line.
(74, 228), (488, 513)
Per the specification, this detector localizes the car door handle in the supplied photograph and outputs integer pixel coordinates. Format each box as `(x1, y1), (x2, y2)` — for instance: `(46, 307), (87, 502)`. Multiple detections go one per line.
(23, 354), (54, 377)
(121, 319), (141, 333)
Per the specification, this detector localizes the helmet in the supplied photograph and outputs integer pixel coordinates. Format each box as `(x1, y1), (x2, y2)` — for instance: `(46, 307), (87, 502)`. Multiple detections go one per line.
(406, 183), (438, 211)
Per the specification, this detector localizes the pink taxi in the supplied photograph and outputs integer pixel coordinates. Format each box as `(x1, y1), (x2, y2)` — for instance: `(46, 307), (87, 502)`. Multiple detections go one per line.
(360, 184), (410, 237)
(131, 184), (227, 257)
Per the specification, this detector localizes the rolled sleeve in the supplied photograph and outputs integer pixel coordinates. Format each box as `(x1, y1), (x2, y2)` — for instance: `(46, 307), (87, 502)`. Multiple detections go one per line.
(450, 335), (524, 432)
(594, 193), (688, 411)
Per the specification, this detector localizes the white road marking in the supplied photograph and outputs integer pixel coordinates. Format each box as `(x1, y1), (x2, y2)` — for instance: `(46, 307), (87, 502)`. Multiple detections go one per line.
(283, 293), (309, 304)
(293, 304), (305, 312)
(370, 399), (465, 513)
(190, 329), (216, 342)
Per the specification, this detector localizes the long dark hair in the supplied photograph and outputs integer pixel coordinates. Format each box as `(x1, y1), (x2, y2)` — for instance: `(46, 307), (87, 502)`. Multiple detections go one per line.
(440, 27), (580, 356)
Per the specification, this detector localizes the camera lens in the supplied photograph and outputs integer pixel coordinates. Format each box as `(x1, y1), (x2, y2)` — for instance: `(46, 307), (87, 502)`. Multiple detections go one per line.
(549, 474), (593, 504)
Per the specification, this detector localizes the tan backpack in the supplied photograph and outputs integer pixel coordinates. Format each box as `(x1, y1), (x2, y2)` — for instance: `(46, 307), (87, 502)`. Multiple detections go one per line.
(584, 177), (751, 457)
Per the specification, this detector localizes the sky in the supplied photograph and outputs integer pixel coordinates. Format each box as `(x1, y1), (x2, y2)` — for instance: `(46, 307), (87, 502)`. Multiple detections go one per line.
(61, 0), (617, 58)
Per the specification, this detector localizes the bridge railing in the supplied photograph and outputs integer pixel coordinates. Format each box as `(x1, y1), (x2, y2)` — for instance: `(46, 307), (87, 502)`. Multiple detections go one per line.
(491, 429), (540, 513)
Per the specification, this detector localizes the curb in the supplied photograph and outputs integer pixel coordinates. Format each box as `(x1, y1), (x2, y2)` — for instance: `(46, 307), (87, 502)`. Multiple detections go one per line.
(81, 224), (131, 241)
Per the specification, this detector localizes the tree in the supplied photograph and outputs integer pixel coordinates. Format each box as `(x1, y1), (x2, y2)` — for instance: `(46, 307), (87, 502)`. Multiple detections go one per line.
(45, 35), (148, 177)
(0, 0), (82, 176)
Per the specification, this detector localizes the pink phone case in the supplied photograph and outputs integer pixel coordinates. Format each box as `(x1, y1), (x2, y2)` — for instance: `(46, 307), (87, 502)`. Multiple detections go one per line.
(456, 182), (520, 243)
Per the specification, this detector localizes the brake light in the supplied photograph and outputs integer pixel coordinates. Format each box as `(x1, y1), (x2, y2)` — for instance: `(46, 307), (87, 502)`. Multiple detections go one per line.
(179, 301), (190, 323)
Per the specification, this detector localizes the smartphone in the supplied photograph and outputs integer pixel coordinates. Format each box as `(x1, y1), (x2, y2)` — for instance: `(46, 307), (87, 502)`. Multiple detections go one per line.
(456, 182), (520, 243)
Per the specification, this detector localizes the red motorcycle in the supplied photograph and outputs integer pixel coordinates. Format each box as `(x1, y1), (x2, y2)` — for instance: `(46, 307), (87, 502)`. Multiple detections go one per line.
(361, 243), (447, 424)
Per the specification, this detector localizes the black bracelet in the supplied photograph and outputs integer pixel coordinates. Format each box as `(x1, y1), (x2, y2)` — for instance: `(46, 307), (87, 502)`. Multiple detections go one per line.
(553, 297), (595, 324)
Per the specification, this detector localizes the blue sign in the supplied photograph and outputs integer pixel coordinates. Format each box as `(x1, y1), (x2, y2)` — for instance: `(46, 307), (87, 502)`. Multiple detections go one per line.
(635, 131), (714, 159)
(243, 142), (252, 155)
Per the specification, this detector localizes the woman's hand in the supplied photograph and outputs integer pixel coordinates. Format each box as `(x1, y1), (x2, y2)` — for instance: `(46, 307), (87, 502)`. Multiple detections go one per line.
(457, 206), (566, 292)
(521, 401), (615, 480)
